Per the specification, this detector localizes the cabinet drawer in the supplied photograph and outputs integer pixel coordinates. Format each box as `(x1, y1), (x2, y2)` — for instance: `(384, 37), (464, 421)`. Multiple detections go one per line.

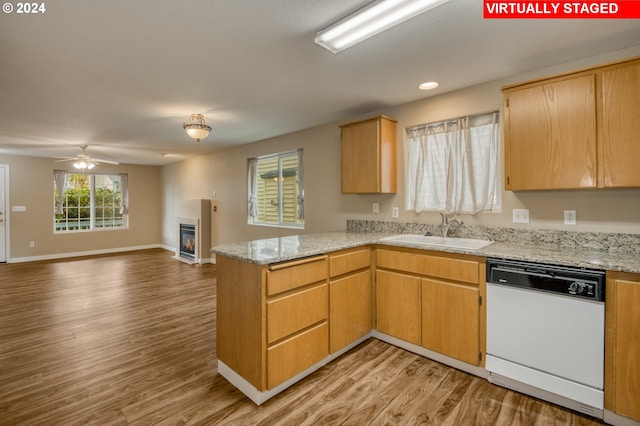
(267, 284), (328, 344)
(267, 322), (329, 389)
(329, 248), (371, 278)
(376, 249), (479, 284)
(267, 256), (328, 296)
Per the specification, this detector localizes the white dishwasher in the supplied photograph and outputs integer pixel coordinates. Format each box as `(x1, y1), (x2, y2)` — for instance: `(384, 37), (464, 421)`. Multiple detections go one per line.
(485, 258), (606, 418)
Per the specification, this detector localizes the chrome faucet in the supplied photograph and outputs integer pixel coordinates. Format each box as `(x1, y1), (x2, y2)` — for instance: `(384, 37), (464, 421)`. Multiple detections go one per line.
(440, 213), (463, 237)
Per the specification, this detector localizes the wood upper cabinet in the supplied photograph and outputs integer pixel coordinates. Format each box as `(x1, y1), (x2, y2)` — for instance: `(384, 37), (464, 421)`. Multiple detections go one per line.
(605, 271), (640, 422)
(504, 56), (640, 190)
(504, 74), (597, 190)
(341, 115), (397, 194)
(328, 248), (372, 353)
(599, 60), (640, 187)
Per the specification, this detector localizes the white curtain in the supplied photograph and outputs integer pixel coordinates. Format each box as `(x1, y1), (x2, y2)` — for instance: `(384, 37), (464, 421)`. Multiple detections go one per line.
(406, 112), (499, 215)
(53, 170), (67, 215)
(296, 148), (304, 220)
(247, 157), (259, 220)
(119, 173), (129, 214)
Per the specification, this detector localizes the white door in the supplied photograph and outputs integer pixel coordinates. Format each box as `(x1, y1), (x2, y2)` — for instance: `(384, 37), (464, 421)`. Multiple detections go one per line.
(0, 165), (6, 262)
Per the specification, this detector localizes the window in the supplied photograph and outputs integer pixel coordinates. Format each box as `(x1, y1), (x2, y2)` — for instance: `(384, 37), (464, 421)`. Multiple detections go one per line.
(54, 171), (128, 232)
(248, 149), (304, 228)
(406, 112), (500, 214)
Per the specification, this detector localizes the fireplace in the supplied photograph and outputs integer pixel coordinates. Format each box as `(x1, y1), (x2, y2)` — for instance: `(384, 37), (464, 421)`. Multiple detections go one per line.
(175, 216), (199, 264)
(174, 199), (217, 264)
(179, 224), (196, 261)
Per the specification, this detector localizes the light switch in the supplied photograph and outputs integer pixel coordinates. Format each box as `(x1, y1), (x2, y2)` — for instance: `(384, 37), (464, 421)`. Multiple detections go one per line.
(12, 205), (26, 212)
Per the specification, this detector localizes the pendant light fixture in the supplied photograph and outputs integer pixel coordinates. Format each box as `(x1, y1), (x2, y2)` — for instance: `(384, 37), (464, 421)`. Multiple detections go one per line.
(183, 114), (212, 142)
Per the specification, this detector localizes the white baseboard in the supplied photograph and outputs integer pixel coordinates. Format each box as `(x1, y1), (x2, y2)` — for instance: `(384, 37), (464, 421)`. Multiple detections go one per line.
(9, 244), (166, 263)
(172, 255), (214, 265)
(218, 334), (371, 405)
(604, 410), (640, 426)
(371, 330), (488, 379)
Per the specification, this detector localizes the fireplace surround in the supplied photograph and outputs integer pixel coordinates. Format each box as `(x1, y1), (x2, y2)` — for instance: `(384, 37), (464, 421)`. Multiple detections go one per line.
(175, 199), (217, 264)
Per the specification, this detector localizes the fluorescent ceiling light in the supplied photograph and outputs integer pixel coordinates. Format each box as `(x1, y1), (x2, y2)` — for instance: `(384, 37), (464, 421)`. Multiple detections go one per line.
(315, 0), (449, 53)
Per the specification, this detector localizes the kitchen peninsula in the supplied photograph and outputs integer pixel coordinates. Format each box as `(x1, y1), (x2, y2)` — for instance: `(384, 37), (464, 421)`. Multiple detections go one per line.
(212, 225), (640, 425)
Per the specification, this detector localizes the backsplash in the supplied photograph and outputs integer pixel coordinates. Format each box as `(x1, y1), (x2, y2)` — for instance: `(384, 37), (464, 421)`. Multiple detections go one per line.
(346, 219), (640, 255)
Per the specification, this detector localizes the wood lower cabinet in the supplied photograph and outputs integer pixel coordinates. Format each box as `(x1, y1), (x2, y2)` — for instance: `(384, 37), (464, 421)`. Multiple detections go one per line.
(218, 243), (488, 403)
(217, 254), (329, 391)
(605, 271), (640, 422)
(422, 278), (480, 365)
(329, 270), (371, 353)
(329, 247), (372, 353)
(375, 248), (485, 366)
(376, 269), (422, 345)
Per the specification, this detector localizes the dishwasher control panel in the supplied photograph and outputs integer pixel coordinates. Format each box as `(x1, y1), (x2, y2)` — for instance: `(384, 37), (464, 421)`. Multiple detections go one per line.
(487, 258), (605, 302)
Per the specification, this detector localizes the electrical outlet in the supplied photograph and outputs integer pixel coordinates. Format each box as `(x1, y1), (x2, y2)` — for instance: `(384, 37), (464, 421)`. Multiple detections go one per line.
(392, 207), (399, 218)
(29, 241), (35, 248)
(512, 209), (530, 224)
(564, 210), (577, 225)
(372, 202), (380, 214)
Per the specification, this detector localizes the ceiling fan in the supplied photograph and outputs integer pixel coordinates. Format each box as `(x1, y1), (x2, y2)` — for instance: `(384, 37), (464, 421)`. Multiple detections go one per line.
(54, 145), (119, 170)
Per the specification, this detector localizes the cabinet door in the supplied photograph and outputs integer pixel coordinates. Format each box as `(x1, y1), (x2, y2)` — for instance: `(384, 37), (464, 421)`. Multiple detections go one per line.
(422, 278), (480, 366)
(342, 118), (378, 193)
(341, 116), (397, 194)
(600, 60), (640, 187)
(330, 270), (372, 353)
(605, 272), (640, 421)
(504, 75), (597, 190)
(376, 270), (421, 345)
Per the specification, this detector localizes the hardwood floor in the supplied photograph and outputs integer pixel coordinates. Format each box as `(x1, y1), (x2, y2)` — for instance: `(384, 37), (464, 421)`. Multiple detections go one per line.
(0, 249), (604, 425)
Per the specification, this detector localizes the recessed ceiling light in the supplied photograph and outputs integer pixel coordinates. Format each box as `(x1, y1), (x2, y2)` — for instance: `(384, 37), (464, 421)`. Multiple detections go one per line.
(419, 81), (439, 90)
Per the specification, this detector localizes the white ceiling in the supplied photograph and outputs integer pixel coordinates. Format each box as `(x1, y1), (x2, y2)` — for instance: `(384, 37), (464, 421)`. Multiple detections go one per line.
(1, 0), (640, 166)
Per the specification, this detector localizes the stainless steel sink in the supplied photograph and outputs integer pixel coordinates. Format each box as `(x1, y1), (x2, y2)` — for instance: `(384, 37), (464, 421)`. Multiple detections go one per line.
(380, 234), (495, 250)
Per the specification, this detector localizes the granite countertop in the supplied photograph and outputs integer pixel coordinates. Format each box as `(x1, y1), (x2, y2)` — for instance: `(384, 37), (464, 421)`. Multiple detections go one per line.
(211, 231), (640, 273)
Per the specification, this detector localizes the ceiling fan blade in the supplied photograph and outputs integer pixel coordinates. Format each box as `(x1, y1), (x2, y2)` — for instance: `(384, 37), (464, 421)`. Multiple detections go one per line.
(93, 158), (119, 165)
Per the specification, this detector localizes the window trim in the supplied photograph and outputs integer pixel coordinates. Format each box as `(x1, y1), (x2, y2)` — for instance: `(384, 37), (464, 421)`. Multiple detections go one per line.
(53, 171), (129, 233)
(247, 149), (304, 229)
